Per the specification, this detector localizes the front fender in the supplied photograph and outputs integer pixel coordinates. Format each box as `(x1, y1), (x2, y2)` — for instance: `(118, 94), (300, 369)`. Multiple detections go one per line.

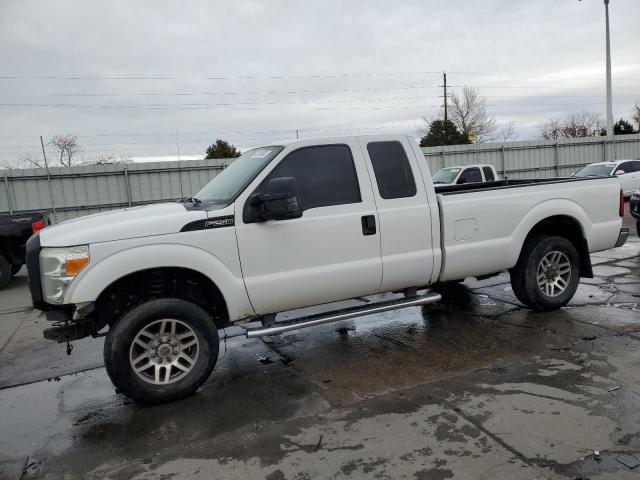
(64, 242), (255, 321)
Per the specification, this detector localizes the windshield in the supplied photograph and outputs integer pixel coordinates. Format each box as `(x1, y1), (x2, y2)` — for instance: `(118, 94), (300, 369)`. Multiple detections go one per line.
(573, 164), (615, 177)
(195, 146), (283, 206)
(432, 168), (461, 184)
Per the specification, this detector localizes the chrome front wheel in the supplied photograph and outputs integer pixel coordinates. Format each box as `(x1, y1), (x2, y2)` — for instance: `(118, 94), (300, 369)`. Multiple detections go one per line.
(536, 251), (572, 297)
(129, 319), (200, 385)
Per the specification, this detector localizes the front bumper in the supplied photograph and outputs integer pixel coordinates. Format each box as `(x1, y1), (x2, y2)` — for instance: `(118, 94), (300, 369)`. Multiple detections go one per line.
(615, 228), (629, 248)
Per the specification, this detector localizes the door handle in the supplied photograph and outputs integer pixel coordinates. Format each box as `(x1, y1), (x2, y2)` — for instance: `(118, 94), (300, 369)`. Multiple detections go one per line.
(361, 215), (376, 236)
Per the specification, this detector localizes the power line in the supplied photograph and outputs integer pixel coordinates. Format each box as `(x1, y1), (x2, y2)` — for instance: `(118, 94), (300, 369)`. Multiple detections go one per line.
(0, 100), (632, 111)
(0, 69), (636, 81)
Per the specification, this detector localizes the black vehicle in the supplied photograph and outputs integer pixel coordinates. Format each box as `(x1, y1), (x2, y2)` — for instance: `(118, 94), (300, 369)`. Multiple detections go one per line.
(631, 190), (640, 237)
(0, 212), (48, 289)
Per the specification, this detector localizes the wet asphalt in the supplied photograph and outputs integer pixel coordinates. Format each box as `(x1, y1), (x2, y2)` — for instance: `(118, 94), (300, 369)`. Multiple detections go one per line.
(0, 213), (638, 480)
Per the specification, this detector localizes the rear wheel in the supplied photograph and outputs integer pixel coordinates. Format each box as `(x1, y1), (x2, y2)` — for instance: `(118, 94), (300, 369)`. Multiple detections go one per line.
(510, 235), (580, 311)
(0, 255), (11, 290)
(104, 298), (219, 404)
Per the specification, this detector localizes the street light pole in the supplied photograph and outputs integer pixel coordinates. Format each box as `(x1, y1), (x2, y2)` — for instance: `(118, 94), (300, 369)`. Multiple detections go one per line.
(604, 0), (613, 138)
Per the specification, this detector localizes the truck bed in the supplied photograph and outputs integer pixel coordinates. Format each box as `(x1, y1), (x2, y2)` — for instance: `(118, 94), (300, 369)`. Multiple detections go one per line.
(434, 176), (622, 281)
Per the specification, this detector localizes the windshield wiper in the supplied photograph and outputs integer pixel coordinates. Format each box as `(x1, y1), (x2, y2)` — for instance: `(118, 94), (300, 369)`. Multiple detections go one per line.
(179, 196), (202, 204)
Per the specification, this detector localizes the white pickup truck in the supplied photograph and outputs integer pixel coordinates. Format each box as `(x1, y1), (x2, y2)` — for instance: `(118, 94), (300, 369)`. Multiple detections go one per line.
(26, 134), (628, 404)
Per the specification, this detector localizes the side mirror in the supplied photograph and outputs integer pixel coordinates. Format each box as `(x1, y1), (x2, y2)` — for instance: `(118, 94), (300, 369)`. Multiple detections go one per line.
(249, 177), (302, 223)
(614, 170), (626, 176)
(457, 178), (466, 185)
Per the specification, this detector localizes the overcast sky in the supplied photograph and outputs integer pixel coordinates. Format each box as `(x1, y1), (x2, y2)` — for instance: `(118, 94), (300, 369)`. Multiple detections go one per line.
(1, 0), (639, 164)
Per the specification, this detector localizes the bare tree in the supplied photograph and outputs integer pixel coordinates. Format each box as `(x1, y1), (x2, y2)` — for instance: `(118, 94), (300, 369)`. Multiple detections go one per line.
(538, 119), (563, 140)
(537, 111), (604, 139)
(50, 134), (81, 167)
(492, 121), (518, 143)
(563, 111), (604, 137)
(0, 152), (45, 170)
(448, 86), (496, 142)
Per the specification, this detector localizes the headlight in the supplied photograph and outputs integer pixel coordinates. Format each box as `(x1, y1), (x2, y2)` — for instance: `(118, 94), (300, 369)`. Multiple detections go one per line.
(40, 246), (90, 304)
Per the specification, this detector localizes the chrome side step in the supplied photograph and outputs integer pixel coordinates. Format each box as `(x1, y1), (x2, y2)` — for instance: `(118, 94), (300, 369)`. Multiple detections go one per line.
(245, 292), (442, 338)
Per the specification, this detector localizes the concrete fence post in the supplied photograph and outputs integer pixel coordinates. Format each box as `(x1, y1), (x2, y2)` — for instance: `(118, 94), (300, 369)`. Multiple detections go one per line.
(3, 173), (13, 214)
(500, 146), (506, 176)
(554, 143), (560, 177)
(123, 167), (132, 207)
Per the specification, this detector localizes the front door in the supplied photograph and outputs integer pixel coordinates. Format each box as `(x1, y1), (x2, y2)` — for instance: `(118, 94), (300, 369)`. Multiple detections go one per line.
(235, 139), (382, 315)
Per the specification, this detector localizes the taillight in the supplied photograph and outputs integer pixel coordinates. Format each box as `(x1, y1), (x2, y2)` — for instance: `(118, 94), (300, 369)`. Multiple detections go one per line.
(32, 219), (46, 234)
(619, 189), (625, 218)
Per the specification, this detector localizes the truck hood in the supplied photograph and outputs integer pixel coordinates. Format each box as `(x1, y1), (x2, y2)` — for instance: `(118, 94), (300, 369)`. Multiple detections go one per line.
(39, 203), (209, 247)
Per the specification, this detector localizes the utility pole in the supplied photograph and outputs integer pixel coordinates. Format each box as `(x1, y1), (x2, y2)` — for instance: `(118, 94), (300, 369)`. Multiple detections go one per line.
(39, 135), (49, 169)
(440, 72), (448, 123)
(604, 0), (613, 138)
(579, 0), (614, 137)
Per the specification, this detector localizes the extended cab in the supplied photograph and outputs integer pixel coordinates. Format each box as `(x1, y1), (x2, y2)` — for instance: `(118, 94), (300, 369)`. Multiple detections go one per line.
(26, 135), (628, 403)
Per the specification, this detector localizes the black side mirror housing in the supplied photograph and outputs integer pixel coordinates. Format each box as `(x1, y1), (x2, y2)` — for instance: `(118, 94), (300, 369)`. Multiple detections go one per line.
(245, 177), (302, 223)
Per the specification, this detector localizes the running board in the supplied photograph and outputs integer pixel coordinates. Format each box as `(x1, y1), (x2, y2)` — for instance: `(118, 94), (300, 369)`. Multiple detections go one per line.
(245, 292), (442, 338)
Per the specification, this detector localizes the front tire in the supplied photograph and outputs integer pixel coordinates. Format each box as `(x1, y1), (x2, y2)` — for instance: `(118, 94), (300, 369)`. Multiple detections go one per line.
(104, 298), (219, 404)
(509, 236), (580, 311)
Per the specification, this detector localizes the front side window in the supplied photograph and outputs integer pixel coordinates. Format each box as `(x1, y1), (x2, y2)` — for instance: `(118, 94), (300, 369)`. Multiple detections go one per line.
(367, 141), (417, 199)
(195, 146), (282, 206)
(616, 162), (631, 174)
(482, 166), (495, 181)
(458, 167), (482, 184)
(259, 144), (361, 211)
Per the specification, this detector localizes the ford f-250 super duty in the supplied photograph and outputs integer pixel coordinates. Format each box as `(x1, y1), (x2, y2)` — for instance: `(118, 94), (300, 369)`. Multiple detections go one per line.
(26, 134), (629, 404)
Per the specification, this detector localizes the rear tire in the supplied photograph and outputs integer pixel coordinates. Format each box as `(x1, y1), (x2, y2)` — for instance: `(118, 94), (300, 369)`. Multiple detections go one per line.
(509, 235), (580, 311)
(0, 255), (11, 290)
(104, 298), (219, 404)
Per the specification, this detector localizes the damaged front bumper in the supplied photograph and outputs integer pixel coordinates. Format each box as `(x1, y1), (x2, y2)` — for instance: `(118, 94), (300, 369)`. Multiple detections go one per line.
(42, 303), (100, 343)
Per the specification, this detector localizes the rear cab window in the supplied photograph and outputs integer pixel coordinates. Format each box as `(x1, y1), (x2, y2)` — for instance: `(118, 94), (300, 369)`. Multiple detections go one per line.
(482, 166), (495, 181)
(366, 141), (417, 199)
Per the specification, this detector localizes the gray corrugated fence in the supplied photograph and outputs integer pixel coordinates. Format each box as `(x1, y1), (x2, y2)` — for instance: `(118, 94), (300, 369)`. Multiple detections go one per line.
(0, 158), (231, 224)
(421, 133), (640, 179)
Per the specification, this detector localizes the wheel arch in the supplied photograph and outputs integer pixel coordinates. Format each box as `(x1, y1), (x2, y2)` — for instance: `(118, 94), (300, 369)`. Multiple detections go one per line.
(95, 267), (232, 330)
(517, 214), (592, 278)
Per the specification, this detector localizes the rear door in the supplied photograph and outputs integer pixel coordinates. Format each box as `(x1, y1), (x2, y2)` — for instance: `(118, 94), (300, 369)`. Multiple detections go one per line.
(359, 136), (435, 291)
(235, 139), (383, 314)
